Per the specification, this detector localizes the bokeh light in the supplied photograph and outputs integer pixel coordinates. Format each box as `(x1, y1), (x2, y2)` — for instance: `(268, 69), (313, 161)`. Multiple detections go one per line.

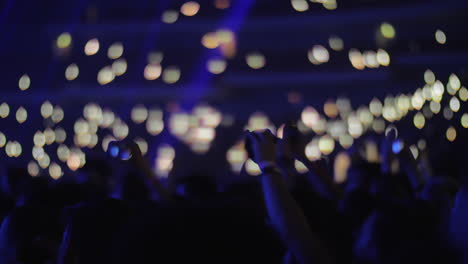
(380, 22), (395, 39)
(446, 126), (456, 142)
(18, 74), (31, 91)
(108, 42), (124, 59)
(162, 66), (181, 84)
(85, 38), (100, 56)
(246, 52), (266, 69)
(56, 32), (72, 49)
(181, 1), (200, 16)
(435, 29), (446, 44)
(0, 103), (10, 118)
(98, 66), (115, 85)
(65, 63), (79, 81)
(162, 10), (179, 24)
(16, 107), (27, 124)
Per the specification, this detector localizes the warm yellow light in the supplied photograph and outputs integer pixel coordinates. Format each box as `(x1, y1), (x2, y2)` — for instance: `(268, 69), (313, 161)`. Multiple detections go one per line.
(108, 42), (124, 59)
(376, 49), (390, 66)
(144, 63), (162, 80)
(461, 113), (468, 128)
(131, 104), (148, 124)
(0, 103), (9, 118)
(246, 52), (266, 69)
(328, 35), (343, 51)
(28, 161), (40, 177)
(446, 126), (456, 142)
(112, 59), (127, 76)
(84, 38), (99, 56)
(305, 139), (321, 161)
(65, 63), (79, 80)
(363, 50), (379, 68)
(18, 74), (31, 91)
(308, 45), (329, 65)
(41, 101), (53, 118)
(0, 132), (6, 148)
(339, 134), (353, 149)
(459, 87), (468, 101)
(162, 10), (179, 24)
(49, 163), (63, 180)
(181, 1), (200, 16)
(207, 58), (227, 74)
(201, 32), (219, 49)
(449, 74), (461, 91)
(318, 135), (335, 155)
(435, 29), (446, 44)
(380, 22), (395, 39)
(162, 66), (181, 84)
(291, 0), (309, 12)
(413, 112), (425, 129)
(57, 32), (72, 49)
(424, 69), (435, 84)
(450, 96), (460, 112)
(97, 66), (115, 85)
(349, 49), (365, 70)
(369, 98), (383, 116)
(16, 107), (27, 124)
(34, 131), (46, 147)
(334, 152), (350, 183)
(245, 159), (262, 176)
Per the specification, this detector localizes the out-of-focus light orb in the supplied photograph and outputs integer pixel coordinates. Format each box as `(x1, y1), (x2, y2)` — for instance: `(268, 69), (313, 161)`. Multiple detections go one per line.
(246, 52), (266, 69)
(435, 29), (446, 44)
(146, 111), (164, 136)
(409, 145), (419, 159)
(461, 113), (468, 128)
(97, 66), (115, 85)
(449, 97), (460, 112)
(430, 101), (441, 114)
(84, 38), (100, 56)
(112, 59), (127, 76)
(38, 153), (50, 169)
(447, 83), (457, 96)
(67, 153), (81, 171)
(449, 74), (461, 91)
(162, 66), (181, 84)
(40, 101), (53, 119)
(144, 64), (162, 80)
(134, 137), (148, 155)
(181, 1), (200, 16)
(349, 49), (365, 70)
(148, 51), (164, 64)
(358, 107), (374, 126)
(190, 142), (211, 154)
(323, 0), (337, 10)
(334, 152), (350, 184)
(226, 141), (247, 173)
(348, 114), (363, 138)
(412, 90), (425, 110)
(328, 35), (343, 51)
(291, 0), (309, 12)
(446, 126), (456, 142)
(8, 141), (22, 158)
(417, 139), (427, 150)
(380, 22), (395, 39)
(51, 106), (64, 124)
(207, 58), (227, 74)
(75, 133), (91, 148)
(44, 128), (55, 145)
(201, 32), (219, 49)
(34, 131), (46, 147)
(443, 107), (453, 120)
(413, 112), (425, 129)
(318, 135), (335, 155)
(245, 159), (262, 176)
(28, 161), (40, 177)
(339, 134), (353, 149)
(32, 146), (44, 160)
(305, 139), (321, 161)
(56, 32), (72, 49)
(49, 163), (63, 180)
(376, 49), (390, 66)
(459, 87), (468, 101)
(155, 144), (175, 178)
(324, 100), (338, 118)
(0, 132), (5, 148)
(216, 29), (234, 43)
(83, 103), (102, 123)
(65, 63), (79, 81)
(363, 50), (379, 68)
(308, 45), (329, 65)
(423, 105), (433, 119)
(372, 119), (386, 134)
(57, 144), (70, 162)
(100, 109), (115, 128)
(169, 113), (189, 137)
(162, 10), (179, 24)
(294, 160), (309, 173)
(16, 107), (27, 124)
(214, 0), (230, 9)
(74, 118), (89, 135)
(18, 74), (31, 91)
(108, 42), (124, 59)
(301, 106), (319, 129)
(369, 98), (383, 116)
(190, 127), (216, 144)
(113, 121), (129, 140)
(131, 104), (148, 124)
(0, 103), (10, 118)
(245, 112), (276, 133)
(424, 69), (435, 84)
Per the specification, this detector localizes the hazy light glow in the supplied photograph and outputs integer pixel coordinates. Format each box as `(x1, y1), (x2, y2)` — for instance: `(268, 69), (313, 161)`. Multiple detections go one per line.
(446, 126), (456, 142)
(202, 32), (219, 49)
(162, 10), (179, 24)
(0, 132), (5, 148)
(131, 104), (149, 124)
(85, 38), (100, 56)
(328, 36), (343, 51)
(0, 103), (9, 118)
(162, 66), (181, 84)
(435, 29), (446, 44)
(112, 59), (127, 76)
(108, 42), (124, 59)
(181, 1), (200, 16)
(450, 97), (460, 112)
(19, 74), (31, 91)
(246, 52), (266, 69)
(461, 113), (468, 128)
(380, 22), (395, 39)
(57, 32), (72, 49)
(308, 45), (329, 65)
(98, 66), (115, 85)
(16, 107), (27, 124)
(413, 112), (425, 129)
(65, 64), (79, 81)
(291, 0), (309, 12)
(207, 58), (227, 74)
